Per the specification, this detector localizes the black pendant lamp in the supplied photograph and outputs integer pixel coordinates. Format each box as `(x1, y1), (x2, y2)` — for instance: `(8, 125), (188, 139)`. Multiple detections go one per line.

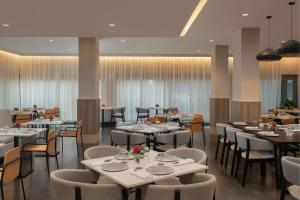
(256, 16), (282, 61)
(278, 1), (300, 57)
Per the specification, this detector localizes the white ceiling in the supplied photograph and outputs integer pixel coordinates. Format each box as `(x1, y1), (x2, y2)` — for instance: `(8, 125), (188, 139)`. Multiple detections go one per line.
(0, 0), (299, 55)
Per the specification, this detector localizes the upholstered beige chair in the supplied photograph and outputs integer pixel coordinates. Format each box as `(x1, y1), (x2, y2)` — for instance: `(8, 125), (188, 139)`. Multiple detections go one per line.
(167, 148), (207, 165)
(136, 107), (150, 122)
(0, 147), (26, 200)
(51, 169), (126, 200)
(111, 130), (148, 151)
(84, 145), (125, 160)
(22, 130), (59, 177)
(143, 173), (216, 200)
(281, 156), (300, 200)
(153, 130), (192, 152)
(59, 120), (84, 157)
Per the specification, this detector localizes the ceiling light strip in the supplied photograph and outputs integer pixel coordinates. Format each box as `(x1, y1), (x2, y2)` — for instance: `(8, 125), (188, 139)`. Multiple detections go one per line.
(179, 0), (208, 37)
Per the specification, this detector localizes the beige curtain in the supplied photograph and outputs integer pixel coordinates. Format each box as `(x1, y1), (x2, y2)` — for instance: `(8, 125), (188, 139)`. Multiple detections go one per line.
(99, 56), (211, 120)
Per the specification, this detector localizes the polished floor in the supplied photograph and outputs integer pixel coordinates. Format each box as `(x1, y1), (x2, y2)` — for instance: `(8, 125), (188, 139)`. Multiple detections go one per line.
(2, 127), (294, 200)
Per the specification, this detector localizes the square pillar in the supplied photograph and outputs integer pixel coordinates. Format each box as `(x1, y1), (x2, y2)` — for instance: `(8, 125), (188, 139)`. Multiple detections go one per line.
(231, 28), (261, 122)
(77, 37), (100, 145)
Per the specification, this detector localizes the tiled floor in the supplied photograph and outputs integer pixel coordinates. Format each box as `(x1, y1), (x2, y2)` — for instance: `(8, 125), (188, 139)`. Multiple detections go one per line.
(2, 127), (293, 200)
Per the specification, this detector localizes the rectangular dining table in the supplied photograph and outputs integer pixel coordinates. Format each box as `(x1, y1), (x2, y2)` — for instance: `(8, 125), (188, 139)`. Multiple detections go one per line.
(116, 123), (181, 135)
(81, 150), (207, 189)
(231, 122), (300, 188)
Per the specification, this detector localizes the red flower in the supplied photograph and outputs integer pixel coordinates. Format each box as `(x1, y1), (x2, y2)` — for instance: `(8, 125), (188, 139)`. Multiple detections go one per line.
(271, 120), (277, 126)
(15, 122), (21, 127)
(133, 145), (144, 154)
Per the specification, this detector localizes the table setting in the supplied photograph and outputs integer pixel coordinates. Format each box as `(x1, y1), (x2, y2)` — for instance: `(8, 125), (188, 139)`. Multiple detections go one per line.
(81, 150), (207, 188)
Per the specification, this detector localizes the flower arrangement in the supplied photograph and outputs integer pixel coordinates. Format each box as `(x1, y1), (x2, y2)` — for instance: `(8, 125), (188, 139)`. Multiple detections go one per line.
(15, 122), (21, 129)
(47, 114), (55, 121)
(132, 145), (148, 163)
(271, 120), (277, 131)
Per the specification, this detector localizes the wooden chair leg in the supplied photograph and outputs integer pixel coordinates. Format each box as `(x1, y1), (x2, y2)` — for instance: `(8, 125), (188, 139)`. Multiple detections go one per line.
(220, 142), (227, 165)
(231, 149), (237, 176)
(76, 137), (80, 158)
(215, 136), (220, 161)
(1, 182), (4, 200)
(225, 143), (231, 169)
(61, 137), (64, 155)
(235, 151), (241, 177)
(46, 154), (50, 178)
(81, 135), (84, 156)
(260, 162), (266, 178)
(242, 159), (249, 187)
(20, 177), (26, 200)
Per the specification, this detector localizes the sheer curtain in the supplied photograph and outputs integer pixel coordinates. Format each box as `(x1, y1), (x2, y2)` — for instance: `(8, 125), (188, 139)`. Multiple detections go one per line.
(0, 51), (20, 109)
(19, 56), (78, 120)
(100, 56), (211, 121)
(260, 61), (281, 114)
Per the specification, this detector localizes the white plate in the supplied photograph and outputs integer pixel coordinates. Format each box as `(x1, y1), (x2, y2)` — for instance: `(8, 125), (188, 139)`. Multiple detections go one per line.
(244, 126), (262, 131)
(257, 131), (279, 137)
(101, 162), (129, 172)
(146, 165), (174, 175)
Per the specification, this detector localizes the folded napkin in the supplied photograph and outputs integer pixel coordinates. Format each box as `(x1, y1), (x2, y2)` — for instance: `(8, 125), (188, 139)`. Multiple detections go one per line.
(257, 131), (279, 137)
(173, 158), (194, 166)
(130, 170), (153, 180)
(88, 158), (113, 167)
(245, 126), (262, 130)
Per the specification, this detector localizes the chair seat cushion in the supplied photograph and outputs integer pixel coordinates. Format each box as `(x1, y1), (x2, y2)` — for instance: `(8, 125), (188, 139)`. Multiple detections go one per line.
(23, 144), (47, 152)
(155, 177), (182, 185)
(59, 131), (77, 137)
(288, 185), (300, 200)
(0, 136), (14, 144)
(241, 151), (274, 160)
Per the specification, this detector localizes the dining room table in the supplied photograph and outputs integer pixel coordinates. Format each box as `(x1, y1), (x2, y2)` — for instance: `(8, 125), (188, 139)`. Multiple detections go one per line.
(116, 122), (181, 135)
(81, 150), (207, 195)
(231, 122), (300, 188)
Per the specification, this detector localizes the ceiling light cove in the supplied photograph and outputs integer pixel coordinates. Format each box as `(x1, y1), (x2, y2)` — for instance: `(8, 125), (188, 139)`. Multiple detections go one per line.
(179, 0), (208, 37)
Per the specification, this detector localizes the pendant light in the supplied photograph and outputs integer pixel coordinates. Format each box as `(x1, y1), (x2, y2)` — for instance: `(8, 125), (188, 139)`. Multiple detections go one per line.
(278, 1), (300, 57)
(256, 16), (282, 61)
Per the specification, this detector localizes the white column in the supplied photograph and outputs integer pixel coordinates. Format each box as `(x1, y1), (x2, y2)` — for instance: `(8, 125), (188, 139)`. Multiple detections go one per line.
(231, 28), (261, 121)
(210, 45), (230, 125)
(77, 37), (100, 144)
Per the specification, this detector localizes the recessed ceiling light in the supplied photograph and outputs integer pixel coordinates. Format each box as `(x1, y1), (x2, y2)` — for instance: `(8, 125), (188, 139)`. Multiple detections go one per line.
(209, 40), (214, 42)
(242, 13), (249, 17)
(67, 48), (72, 51)
(121, 39), (126, 43)
(179, 0), (208, 37)
(49, 39), (54, 42)
(2, 24), (10, 27)
(281, 40), (285, 43)
(197, 49), (201, 52)
(108, 24), (116, 27)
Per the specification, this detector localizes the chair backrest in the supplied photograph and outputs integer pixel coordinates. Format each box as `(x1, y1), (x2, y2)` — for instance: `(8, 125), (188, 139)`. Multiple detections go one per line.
(225, 127), (241, 143)
(0, 109), (13, 127)
(156, 133), (174, 145)
(47, 130), (57, 154)
(176, 131), (192, 146)
(112, 107), (125, 114)
(76, 120), (83, 136)
(149, 116), (166, 124)
(111, 130), (128, 146)
(190, 114), (203, 133)
(236, 132), (272, 151)
(84, 146), (125, 160)
(136, 107), (149, 114)
(280, 117), (295, 125)
(51, 169), (123, 200)
(145, 173), (216, 200)
(45, 107), (60, 118)
(15, 114), (32, 123)
(163, 107), (179, 114)
(167, 148), (207, 165)
(2, 147), (21, 184)
(216, 123), (229, 136)
(281, 156), (300, 185)
(129, 133), (147, 146)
